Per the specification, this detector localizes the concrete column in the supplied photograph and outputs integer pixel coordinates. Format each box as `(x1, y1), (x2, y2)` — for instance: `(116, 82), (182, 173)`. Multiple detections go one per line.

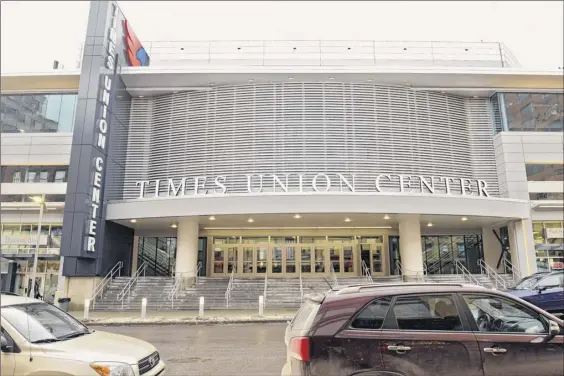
(176, 217), (199, 286)
(131, 236), (139, 274)
(398, 215), (424, 276)
(482, 227), (503, 272)
(508, 218), (537, 277)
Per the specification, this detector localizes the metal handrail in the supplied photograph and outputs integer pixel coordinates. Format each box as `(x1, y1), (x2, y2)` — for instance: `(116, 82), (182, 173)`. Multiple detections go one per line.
(117, 261), (147, 309)
(167, 262), (202, 309)
(91, 261), (123, 308)
(263, 273), (268, 307)
(224, 265), (236, 307)
(360, 260), (373, 284)
(396, 260), (425, 282)
(142, 40), (518, 68)
(299, 267), (304, 302)
(478, 259), (508, 289)
(455, 260), (482, 286)
(502, 255), (521, 282)
(330, 261), (339, 288)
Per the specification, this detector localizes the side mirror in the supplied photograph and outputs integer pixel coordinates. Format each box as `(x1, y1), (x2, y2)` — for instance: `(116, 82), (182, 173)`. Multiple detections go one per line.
(531, 320), (562, 344)
(1, 335), (11, 352)
(549, 320), (560, 336)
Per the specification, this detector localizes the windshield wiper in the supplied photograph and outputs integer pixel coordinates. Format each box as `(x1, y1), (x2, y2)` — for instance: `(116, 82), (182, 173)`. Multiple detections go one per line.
(59, 331), (90, 340)
(32, 338), (61, 344)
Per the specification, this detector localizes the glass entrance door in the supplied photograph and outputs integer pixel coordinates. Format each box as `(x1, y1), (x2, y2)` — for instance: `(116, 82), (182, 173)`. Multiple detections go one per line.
(360, 236), (386, 276)
(240, 237), (269, 276)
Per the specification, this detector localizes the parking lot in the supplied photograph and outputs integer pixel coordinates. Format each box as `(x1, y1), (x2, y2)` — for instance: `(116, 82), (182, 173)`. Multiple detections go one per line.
(91, 323), (287, 376)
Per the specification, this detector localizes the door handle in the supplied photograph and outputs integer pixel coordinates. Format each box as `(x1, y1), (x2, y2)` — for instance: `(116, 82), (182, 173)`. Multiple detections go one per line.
(387, 345), (412, 352)
(484, 347), (507, 354)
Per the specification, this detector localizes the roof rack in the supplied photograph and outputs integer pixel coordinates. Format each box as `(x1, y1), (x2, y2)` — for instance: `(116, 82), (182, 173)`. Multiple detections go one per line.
(335, 282), (476, 295)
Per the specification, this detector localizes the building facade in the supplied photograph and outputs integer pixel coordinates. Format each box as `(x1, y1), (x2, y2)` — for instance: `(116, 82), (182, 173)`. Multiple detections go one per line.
(1, 1), (562, 307)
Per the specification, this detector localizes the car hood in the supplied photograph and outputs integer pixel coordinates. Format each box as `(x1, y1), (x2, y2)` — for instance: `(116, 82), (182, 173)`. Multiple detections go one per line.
(504, 289), (536, 298)
(38, 330), (156, 365)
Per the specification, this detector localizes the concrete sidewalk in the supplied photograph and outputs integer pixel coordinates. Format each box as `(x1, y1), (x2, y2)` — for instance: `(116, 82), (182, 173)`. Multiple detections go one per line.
(70, 309), (298, 326)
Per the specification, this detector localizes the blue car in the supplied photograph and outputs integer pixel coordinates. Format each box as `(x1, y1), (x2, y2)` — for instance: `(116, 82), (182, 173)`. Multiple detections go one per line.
(506, 271), (564, 315)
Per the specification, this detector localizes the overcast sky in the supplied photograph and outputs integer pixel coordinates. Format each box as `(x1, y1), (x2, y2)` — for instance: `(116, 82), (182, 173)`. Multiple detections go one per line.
(1, 1), (563, 73)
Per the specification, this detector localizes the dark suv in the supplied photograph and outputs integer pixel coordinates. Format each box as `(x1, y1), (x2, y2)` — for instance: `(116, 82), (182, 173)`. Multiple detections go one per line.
(282, 283), (564, 376)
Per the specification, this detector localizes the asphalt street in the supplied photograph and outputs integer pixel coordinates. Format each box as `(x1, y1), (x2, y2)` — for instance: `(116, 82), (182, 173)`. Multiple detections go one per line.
(91, 323), (287, 376)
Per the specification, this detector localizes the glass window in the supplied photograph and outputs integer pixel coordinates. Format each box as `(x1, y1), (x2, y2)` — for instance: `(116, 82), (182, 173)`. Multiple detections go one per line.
(530, 192), (564, 201)
(500, 92), (563, 132)
(351, 298), (392, 330)
(526, 164), (564, 182)
(54, 169), (68, 183)
(392, 295), (463, 331)
(462, 294), (547, 334)
(1, 94), (77, 133)
(536, 274), (564, 289)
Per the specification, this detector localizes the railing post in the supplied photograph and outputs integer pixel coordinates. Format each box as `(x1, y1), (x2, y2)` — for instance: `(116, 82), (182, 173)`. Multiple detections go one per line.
(84, 299), (90, 320)
(259, 295), (264, 317)
(141, 298), (147, 319)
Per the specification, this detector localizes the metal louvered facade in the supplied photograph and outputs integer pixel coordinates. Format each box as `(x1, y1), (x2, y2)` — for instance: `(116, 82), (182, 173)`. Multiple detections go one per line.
(116, 83), (499, 199)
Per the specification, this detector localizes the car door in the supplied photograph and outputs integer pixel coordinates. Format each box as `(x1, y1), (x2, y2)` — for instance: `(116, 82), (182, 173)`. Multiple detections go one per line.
(533, 274), (564, 313)
(377, 293), (483, 376)
(460, 292), (564, 376)
(1, 326), (16, 376)
(331, 297), (393, 375)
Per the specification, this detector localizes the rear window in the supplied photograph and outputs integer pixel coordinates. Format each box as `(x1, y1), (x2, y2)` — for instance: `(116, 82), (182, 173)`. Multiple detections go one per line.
(291, 299), (321, 330)
(351, 297), (392, 329)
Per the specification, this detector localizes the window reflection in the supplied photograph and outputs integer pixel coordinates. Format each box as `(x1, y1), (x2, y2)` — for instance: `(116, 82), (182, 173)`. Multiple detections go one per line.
(525, 164), (564, 182)
(1, 94), (77, 133)
(499, 93), (563, 132)
(0, 166), (68, 183)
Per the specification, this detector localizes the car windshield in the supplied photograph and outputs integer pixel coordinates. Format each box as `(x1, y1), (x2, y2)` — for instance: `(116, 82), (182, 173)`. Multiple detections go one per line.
(512, 274), (545, 290)
(1, 302), (90, 343)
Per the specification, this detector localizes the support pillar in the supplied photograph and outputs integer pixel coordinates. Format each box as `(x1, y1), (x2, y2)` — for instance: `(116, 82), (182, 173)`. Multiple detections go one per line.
(398, 215), (424, 277)
(507, 218), (536, 277)
(175, 217), (199, 287)
(482, 227), (503, 272)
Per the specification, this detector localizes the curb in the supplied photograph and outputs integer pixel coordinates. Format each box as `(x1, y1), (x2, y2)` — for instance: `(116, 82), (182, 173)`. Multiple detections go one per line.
(82, 317), (292, 326)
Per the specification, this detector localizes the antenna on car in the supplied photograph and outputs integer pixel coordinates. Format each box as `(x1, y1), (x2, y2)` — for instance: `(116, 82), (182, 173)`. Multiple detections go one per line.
(322, 277), (336, 291)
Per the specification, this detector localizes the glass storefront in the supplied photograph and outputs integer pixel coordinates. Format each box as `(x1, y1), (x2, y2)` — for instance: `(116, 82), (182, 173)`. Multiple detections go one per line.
(211, 235), (377, 277)
(1, 223), (62, 256)
(496, 92), (563, 132)
(421, 235), (483, 274)
(1, 94), (77, 133)
(533, 221), (564, 272)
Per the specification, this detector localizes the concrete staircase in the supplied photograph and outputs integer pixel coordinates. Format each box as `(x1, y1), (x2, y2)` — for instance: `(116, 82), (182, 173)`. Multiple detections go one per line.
(91, 272), (515, 312)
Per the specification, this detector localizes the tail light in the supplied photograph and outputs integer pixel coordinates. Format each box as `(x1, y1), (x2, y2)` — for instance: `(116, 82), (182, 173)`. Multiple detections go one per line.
(289, 336), (310, 362)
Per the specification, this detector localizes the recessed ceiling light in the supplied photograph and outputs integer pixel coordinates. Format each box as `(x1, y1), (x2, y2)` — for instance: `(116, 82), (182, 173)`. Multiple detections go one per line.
(293, 214), (302, 219)
(367, 78), (373, 82)
(209, 216), (216, 221)
(138, 95), (144, 98)
(171, 223), (178, 228)
(247, 218), (254, 223)
(427, 222), (433, 227)
(19, 129), (25, 133)
(344, 217), (351, 222)
(384, 214), (390, 220)
(328, 77), (335, 80)
(248, 79), (254, 83)
(173, 91), (178, 94)
(288, 76), (295, 80)
(440, 91), (446, 94)
(130, 219), (137, 223)
(461, 217), (468, 221)
(473, 95), (479, 98)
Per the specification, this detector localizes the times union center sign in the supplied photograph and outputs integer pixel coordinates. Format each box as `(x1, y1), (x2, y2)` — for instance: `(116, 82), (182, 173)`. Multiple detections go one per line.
(135, 173), (491, 198)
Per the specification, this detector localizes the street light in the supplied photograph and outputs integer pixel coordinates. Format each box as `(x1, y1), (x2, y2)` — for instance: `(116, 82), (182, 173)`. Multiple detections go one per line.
(29, 194), (45, 298)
